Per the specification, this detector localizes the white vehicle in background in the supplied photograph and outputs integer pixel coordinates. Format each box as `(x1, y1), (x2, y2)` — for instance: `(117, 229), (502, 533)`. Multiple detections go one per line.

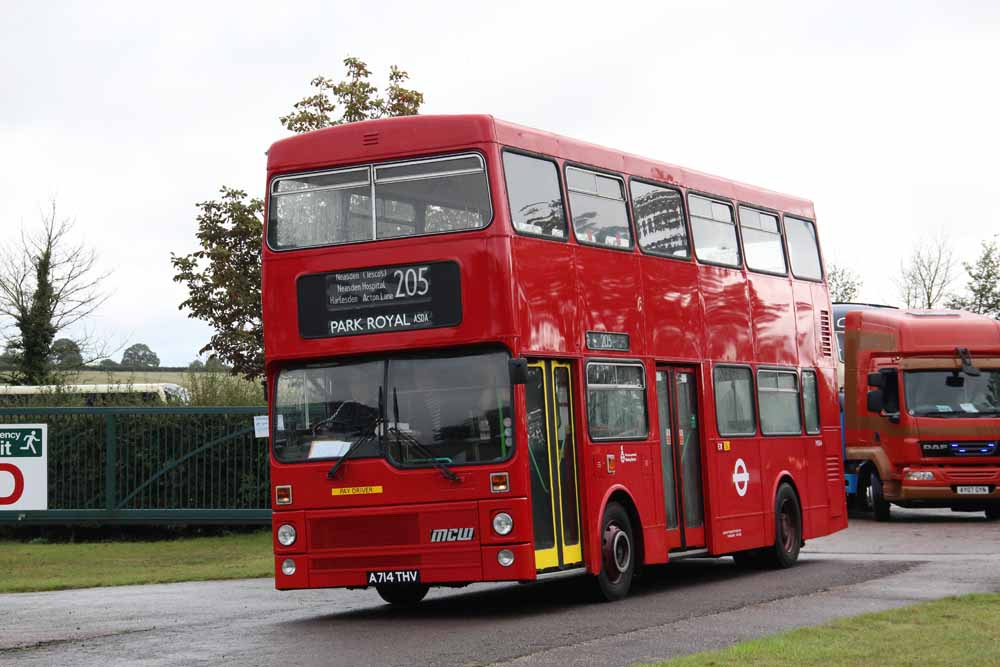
(0, 383), (191, 406)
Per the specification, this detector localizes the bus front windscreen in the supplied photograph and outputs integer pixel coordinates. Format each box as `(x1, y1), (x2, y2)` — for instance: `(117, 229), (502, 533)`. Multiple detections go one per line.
(904, 369), (1000, 417)
(268, 153), (492, 250)
(272, 350), (513, 466)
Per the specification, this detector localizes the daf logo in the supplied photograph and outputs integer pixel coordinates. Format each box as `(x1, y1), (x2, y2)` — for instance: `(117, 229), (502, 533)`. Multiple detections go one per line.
(923, 443), (949, 450)
(430, 527), (475, 543)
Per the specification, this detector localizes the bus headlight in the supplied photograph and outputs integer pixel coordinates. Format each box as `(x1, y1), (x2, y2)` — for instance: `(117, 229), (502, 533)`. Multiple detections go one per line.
(497, 549), (515, 567)
(905, 471), (935, 481)
(277, 523), (297, 546)
(492, 512), (514, 536)
(281, 558), (296, 576)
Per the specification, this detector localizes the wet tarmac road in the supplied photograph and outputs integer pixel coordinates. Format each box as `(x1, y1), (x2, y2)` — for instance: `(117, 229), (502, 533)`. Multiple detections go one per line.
(2, 508), (998, 666)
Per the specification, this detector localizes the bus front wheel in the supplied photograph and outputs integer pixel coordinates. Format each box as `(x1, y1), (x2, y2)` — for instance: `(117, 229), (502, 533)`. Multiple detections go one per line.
(762, 483), (802, 569)
(595, 502), (635, 602)
(376, 583), (429, 606)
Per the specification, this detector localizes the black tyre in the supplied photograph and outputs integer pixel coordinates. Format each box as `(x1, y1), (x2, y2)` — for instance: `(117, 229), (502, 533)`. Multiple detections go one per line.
(864, 467), (891, 522)
(986, 506), (1000, 521)
(762, 483), (802, 569)
(375, 583), (429, 606)
(594, 502), (636, 602)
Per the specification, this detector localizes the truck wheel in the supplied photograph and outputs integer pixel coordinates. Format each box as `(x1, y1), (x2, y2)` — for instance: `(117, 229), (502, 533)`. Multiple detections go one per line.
(376, 583), (429, 606)
(762, 483), (802, 568)
(986, 506), (1000, 521)
(864, 468), (891, 522)
(594, 502), (635, 602)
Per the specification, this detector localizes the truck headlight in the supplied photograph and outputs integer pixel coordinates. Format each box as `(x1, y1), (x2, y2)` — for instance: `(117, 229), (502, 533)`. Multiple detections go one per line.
(905, 471), (935, 481)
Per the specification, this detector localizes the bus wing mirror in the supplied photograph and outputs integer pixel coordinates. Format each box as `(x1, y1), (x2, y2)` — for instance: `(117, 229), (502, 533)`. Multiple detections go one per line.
(867, 372), (884, 388)
(946, 374), (965, 388)
(509, 358), (528, 386)
(866, 389), (884, 413)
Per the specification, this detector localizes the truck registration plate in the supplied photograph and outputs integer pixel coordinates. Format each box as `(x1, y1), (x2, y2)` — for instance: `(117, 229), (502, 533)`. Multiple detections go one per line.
(956, 485), (990, 495)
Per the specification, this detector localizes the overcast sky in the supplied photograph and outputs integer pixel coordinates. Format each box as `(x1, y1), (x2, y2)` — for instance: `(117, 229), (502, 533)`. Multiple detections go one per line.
(2, 1), (998, 366)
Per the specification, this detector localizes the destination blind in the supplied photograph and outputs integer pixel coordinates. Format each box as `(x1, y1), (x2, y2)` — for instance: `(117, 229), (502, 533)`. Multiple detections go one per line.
(297, 261), (461, 338)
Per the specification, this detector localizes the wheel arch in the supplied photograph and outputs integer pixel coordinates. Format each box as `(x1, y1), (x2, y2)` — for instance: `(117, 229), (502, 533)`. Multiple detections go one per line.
(591, 485), (645, 575)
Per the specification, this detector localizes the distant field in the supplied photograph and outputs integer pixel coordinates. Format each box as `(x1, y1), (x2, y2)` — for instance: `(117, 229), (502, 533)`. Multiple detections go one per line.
(73, 370), (199, 385)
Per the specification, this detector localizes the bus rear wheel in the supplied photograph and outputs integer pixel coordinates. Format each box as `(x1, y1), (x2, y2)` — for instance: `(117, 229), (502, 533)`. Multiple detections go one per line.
(376, 583), (429, 606)
(762, 483), (801, 569)
(594, 502), (635, 602)
(863, 467), (891, 522)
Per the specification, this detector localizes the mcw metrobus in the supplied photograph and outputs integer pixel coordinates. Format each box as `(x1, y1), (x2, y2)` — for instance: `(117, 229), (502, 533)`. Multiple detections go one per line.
(263, 115), (847, 603)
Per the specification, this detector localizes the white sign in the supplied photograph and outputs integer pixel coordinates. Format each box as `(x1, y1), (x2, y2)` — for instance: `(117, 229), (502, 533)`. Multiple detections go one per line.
(732, 458), (749, 497)
(0, 424), (48, 511)
(253, 415), (269, 439)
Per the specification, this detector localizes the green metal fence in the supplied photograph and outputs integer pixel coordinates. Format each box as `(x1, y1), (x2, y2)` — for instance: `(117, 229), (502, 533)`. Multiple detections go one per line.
(0, 407), (270, 525)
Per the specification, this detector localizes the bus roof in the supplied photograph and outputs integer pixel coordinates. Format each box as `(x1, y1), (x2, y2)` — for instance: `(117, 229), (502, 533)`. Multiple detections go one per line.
(266, 114), (816, 219)
(848, 308), (1000, 356)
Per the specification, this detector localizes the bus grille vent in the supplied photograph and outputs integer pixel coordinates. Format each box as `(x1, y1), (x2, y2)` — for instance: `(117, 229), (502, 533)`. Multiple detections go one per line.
(362, 132), (380, 146)
(819, 310), (833, 357)
(826, 456), (841, 481)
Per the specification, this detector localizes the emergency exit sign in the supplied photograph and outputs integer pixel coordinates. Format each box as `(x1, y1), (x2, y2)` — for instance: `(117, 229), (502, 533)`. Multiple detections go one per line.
(0, 424), (47, 510)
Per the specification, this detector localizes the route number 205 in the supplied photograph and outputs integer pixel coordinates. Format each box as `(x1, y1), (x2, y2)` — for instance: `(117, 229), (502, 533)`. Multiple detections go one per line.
(392, 267), (430, 298)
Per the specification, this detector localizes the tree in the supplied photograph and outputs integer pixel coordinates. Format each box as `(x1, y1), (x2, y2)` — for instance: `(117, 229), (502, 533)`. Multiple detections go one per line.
(173, 57), (424, 380)
(947, 236), (1000, 319)
(0, 203), (110, 384)
(98, 358), (119, 369)
(204, 355), (226, 372)
(826, 264), (862, 303)
(50, 338), (83, 368)
(188, 359), (205, 371)
(121, 343), (160, 368)
(279, 57), (423, 133)
(171, 189), (264, 379)
(896, 237), (957, 309)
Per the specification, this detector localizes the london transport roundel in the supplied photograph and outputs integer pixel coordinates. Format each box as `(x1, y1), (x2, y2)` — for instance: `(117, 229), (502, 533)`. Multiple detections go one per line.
(732, 458), (749, 497)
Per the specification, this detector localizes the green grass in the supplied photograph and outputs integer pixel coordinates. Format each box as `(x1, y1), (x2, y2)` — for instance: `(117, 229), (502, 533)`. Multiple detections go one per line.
(645, 593), (1000, 666)
(0, 531), (273, 593)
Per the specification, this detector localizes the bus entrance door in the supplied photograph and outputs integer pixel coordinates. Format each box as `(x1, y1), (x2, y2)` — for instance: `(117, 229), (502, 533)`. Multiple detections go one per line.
(656, 367), (706, 549)
(526, 360), (583, 571)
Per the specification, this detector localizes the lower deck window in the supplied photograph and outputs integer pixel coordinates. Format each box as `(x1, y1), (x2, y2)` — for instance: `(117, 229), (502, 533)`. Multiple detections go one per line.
(758, 369), (802, 435)
(586, 362), (648, 439)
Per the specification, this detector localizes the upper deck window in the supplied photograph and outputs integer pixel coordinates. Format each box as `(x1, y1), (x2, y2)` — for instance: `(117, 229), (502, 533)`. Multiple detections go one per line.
(784, 216), (823, 281)
(630, 181), (690, 259)
(502, 151), (568, 239)
(739, 206), (786, 275)
(566, 167), (633, 250)
(267, 153), (492, 250)
(689, 194), (740, 267)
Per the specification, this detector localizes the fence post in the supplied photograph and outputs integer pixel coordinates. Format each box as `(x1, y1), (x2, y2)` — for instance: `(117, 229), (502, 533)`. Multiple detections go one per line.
(105, 413), (117, 511)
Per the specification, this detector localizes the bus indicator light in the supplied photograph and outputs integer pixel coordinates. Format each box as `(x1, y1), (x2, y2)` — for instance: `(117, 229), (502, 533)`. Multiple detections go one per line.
(490, 472), (510, 493)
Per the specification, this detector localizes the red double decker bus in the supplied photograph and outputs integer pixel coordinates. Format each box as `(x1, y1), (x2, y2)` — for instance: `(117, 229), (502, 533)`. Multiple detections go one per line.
(264, 115), (847, 603)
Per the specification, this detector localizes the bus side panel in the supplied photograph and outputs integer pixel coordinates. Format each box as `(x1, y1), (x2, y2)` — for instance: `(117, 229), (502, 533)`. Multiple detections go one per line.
(700, 265), (752, 363)
(640, 254), (704, 361)
(511, 236), (578, 355)
(747, 273), (797, 366)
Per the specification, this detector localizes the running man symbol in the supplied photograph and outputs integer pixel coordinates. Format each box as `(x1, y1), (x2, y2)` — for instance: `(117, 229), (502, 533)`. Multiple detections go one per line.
(20, 432), (40, 455)
(732, 458), (749, 497)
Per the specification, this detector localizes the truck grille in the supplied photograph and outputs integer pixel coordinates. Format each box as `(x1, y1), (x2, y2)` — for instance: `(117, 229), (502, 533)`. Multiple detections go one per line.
(921, 441), (998, 457)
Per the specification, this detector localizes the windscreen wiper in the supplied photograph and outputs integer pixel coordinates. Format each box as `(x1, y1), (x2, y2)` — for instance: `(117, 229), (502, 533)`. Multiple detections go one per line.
(325, 425), (379, 479)
(326, 388), (383, 480)
(391, 387), (461, 483)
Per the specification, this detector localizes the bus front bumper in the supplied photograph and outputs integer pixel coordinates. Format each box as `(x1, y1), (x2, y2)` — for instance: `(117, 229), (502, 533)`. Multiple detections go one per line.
(272, 498), (536, 590)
